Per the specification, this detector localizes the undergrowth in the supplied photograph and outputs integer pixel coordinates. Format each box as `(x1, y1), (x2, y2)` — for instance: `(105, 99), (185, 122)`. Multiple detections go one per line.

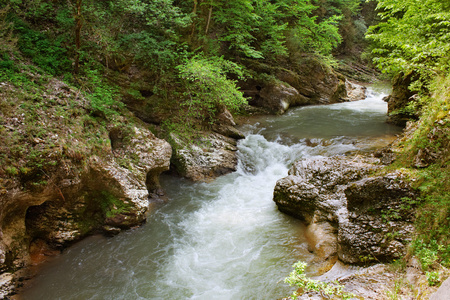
(390, 74), (450, 286)
(0, 52), (130, 191)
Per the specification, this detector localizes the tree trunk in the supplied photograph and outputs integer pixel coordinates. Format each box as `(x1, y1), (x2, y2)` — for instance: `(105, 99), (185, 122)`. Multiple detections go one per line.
(205, 4), (213, 35)
(189, 0), (199, 42)
(74, 0), (82, 75)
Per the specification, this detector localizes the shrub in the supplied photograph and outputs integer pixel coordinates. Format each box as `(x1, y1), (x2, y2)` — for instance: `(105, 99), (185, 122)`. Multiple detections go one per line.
(285, 261), (355, 299)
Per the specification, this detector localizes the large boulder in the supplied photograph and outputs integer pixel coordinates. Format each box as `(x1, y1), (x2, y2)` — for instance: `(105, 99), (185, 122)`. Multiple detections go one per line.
(0, 125), (172, 276)
(274, 156), (378, 224)
(273, 156), (417, 266)
(248, 81), (310, 114)
(385, 71), (418, 126)
(240, 56), (350, 114)
(338, 173), (417, 264)
(170, 131), (239, 182)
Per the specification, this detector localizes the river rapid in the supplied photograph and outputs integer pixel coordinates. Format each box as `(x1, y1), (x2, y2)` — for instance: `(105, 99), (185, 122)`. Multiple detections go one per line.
(20, 87), (402, 300)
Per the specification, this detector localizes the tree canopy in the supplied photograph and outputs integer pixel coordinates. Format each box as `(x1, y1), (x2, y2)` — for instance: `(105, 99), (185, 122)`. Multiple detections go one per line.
(367, 0), (450, 77)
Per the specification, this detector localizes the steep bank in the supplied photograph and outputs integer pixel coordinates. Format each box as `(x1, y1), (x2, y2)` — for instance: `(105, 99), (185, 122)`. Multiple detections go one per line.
(239, 56), (367, 115)
(0, 73), (172, 297)
(275, 74), (450, 299)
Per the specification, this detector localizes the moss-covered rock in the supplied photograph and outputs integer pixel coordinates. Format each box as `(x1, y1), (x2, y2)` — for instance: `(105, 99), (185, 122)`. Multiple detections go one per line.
(0, 76), (172, 287)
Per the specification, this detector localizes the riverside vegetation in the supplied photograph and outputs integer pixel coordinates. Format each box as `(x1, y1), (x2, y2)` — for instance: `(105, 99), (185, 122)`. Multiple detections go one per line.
(0, 0), (449, 299)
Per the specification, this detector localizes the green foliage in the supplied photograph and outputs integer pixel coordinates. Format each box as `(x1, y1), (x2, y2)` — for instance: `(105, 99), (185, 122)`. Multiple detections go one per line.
(285, 261), (355, 299)
(287, 13), (342, 56)
(82, 69), (124, 119)
(177, 55), (247, 123)
(211, 0), (264, 58)
(367, 0), (450, 76)
(426, 271), (441, 286)
(0, 53), (16, 73)
(98, 191), (131, 219)
(13, 17), (72, 75)
(5, 166), (19, 176)
(108, 0), (190, 71)
(187, 0), (344, 60)
(413, 239), (446, 271)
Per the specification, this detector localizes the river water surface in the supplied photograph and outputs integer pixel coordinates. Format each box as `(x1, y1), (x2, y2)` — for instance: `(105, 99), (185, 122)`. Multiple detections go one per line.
(21, 87), (402, 300)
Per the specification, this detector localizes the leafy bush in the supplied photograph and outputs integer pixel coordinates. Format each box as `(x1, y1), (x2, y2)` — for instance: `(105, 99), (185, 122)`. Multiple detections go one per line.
(14, 18), (71, 75)
(177, 55), (248, 124)
(285, 261), (355, 299)
(83, 69), (124, 119)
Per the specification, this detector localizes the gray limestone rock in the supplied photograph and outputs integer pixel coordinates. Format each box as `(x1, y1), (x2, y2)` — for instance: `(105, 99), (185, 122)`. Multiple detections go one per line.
(273, 156), (417, 266)
(170, 131), (239, 182)
(430, 276), (450, 300)
(0, 125), (172, 279)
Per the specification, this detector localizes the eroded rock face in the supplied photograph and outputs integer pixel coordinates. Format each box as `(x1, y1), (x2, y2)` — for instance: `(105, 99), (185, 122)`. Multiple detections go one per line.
(170, 131), (239, 182)
(385, 71), (418, 126)
(241, 56), (349, 114)
(0, 126), (172, 276)
(344, 80), (367, 102)
(273, 156), (417, 266)
(276, 56), (347, 105)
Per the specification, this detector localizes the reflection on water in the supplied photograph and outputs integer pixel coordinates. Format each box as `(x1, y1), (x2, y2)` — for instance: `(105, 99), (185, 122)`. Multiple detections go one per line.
(20, 88), (401, 300)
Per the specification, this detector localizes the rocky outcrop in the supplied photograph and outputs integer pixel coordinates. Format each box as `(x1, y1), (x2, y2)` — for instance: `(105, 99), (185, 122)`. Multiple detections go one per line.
(241, 56), (351, 114)
(384, 71), (418, 126)
(170, 131), (240, 182)
(339, 173), (416, 264)
(168, 108), (244, 182)
(273, 156), (417, 266)
(344, 80), (367, 102)
(0, 125), (171, 286)
(276, 56), (347, 105)
(290, 257), (443, 300)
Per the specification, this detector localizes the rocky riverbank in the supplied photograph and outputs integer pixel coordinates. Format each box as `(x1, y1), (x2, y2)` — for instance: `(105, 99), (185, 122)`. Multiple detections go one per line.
(0, 57), (371, 299)
(274, 153), (450, 299)
(274, 155), (417, 269)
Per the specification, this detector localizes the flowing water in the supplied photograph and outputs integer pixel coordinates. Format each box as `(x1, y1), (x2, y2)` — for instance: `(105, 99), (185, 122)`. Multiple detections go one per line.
(20, 87), (402, 300)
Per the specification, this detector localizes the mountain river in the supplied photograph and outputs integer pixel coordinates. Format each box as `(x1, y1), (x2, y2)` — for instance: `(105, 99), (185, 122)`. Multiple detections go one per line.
(20, 86), (402, 300)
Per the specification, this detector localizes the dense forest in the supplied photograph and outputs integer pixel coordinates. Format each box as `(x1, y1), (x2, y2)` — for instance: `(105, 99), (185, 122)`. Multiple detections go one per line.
(0, 0), (449, 298)
(0, 0), (365, 127)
